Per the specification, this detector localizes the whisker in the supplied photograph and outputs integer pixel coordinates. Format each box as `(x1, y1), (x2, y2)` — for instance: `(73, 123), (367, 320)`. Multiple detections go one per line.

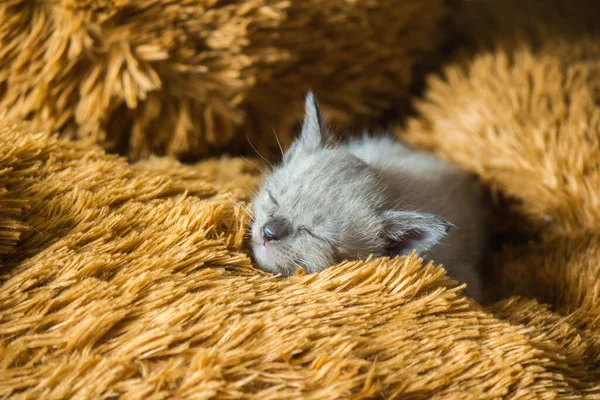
(293, 258), (308, 275)
(232, 183), (260, 202)
(217, 217), (252, 227)
(271, 126), (285, 158)
(246, 134), (274, 169)
(240, 155), (269, 174)
(237, 205), (255, 220)
(226, 195), (256, 220)
(224, 197), (256, 231)
(25, 223), (44, 237)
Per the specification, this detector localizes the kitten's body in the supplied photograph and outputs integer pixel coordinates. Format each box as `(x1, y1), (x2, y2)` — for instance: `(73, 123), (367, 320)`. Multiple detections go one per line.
(347, 136), (486, 299)
(251, 93), (487, 301)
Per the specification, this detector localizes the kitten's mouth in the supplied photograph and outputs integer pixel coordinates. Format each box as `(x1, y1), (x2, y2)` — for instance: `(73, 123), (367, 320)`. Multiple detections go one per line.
(251, 239), (284, 274)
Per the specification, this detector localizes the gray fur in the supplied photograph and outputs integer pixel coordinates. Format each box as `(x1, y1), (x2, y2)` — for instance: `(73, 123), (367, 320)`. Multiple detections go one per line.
(251, 92), (487, 301)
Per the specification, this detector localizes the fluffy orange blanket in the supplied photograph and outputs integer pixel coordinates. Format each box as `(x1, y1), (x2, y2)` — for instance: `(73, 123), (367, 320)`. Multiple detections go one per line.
(1, 0), (599, 398)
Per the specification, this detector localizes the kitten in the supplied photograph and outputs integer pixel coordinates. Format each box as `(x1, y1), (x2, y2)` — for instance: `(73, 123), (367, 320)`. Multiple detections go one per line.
(251, 92), (487, 301)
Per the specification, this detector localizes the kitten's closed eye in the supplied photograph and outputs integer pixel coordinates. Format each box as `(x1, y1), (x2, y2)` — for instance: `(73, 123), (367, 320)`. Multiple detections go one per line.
(267, 190), (279, 206)
(298, 226), (313, 236)
(299, 226), (334, 246)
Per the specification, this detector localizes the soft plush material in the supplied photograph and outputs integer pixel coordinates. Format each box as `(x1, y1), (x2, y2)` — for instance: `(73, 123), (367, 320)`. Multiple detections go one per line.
(0, 0), (444, 160)
(1, 0), (600, 398)
(401, 0), (600, 314)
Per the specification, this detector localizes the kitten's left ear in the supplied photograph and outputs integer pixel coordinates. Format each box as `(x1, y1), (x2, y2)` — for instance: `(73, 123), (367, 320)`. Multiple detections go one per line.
(381, 210), (452, 256)
(283, 92), (326, 163)
(299, 91), (325, 149)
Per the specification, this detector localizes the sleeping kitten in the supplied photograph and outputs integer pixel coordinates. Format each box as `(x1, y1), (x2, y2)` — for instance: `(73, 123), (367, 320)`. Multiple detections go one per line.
(251, 92), (487, 301)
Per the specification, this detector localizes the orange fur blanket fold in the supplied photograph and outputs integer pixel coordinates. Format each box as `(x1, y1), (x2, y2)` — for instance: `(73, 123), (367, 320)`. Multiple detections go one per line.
(1, 0), (600, 398)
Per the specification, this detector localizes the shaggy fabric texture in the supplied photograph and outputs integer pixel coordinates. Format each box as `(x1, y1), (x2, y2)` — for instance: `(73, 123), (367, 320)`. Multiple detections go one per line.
(1, 122), (600, 399)
(398, 2), (600, 394)
(2, 0), (600, 398)
(401, 0), (600, 309)
(0, 0), (444, 161)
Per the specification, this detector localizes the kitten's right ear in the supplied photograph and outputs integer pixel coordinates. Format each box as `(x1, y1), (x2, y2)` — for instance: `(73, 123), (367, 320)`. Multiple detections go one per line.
(283, 92), (326, 163)
(381, 210), (452, 256)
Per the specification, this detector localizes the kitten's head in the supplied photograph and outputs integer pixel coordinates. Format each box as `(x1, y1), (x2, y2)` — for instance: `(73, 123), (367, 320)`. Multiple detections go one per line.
(250, 92), (450, 276)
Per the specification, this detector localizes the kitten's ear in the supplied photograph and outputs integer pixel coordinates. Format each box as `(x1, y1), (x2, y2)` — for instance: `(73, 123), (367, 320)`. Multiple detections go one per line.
(300, 91), (325, 148)
(283, 91), (326, 163)
(381, 210), (452, 256)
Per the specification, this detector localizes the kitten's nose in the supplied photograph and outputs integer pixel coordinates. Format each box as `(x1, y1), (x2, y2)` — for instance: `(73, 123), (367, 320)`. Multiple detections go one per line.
(262, 217), (292, 242)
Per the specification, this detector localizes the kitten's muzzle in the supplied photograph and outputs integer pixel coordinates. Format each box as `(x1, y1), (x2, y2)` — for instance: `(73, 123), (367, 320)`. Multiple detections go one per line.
(262, 217), (292, 242)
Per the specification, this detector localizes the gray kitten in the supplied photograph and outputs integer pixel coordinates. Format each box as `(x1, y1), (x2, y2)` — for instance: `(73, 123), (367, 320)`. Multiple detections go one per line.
(251, 92), (487, 301)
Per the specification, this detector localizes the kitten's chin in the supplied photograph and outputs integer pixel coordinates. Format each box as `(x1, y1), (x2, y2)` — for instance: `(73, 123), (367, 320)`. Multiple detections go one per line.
(251, 243), (302, 277)
(251, 242), (282, 275)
